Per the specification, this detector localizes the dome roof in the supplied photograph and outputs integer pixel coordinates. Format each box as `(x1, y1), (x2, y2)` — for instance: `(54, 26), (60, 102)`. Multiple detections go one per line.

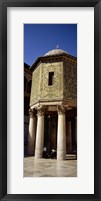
(44, 48), (68, 56)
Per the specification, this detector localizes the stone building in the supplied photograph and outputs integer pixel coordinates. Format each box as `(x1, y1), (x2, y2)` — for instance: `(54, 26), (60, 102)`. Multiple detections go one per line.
(24, 63), (32, 154)
(27, 49), (77, 160)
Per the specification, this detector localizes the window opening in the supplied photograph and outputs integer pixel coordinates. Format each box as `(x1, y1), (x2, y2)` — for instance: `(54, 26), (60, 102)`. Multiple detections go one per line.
(48, 72), (54, 86)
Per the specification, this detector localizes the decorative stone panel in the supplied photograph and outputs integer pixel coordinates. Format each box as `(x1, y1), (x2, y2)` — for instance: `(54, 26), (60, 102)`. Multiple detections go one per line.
(40, 62), (63, 99)
(30, 65), (41, 105)
(30, 62), (64, 106)
(63, 60), (77, 100)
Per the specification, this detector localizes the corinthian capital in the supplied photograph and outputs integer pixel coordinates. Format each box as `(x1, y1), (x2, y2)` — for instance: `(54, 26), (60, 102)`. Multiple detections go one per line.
(29, 109), (36, 118)
(57, 105), (66, 115)
(37, 106), (47, 116)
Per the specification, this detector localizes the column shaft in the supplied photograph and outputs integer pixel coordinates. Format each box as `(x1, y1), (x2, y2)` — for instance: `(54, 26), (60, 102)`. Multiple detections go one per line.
(57, 107), (66, 160)
(28, 110), (36, 155)
(35, 111), (44, 159)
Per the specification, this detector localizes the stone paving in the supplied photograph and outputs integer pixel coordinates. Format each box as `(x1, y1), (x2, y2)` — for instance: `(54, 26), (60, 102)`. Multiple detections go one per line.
(24, 155), (77, 177)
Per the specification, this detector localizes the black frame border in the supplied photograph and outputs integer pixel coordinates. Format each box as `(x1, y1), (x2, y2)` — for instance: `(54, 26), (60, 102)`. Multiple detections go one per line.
(0, 0), (101, 200)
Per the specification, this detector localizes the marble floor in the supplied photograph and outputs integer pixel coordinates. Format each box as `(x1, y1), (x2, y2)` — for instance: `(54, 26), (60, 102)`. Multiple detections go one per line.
(24, 155), (77, 177)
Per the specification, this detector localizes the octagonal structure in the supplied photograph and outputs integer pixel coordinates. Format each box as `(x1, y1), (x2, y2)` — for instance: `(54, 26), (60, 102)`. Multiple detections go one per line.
(30, 48), (77, 109)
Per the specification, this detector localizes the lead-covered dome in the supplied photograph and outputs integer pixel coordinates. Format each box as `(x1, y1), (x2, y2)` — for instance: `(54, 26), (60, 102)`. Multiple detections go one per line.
(44, 48), (68, 56)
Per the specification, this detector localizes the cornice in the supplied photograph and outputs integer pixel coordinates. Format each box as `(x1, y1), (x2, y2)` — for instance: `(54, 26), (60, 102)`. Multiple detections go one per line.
(30, 53), (77, 72)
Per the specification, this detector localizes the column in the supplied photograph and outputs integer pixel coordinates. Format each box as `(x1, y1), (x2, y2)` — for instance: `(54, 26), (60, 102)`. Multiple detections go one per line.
(35, 107), (45, 159)
(28, 109), (36, 155)
(57, 106), (66, 160)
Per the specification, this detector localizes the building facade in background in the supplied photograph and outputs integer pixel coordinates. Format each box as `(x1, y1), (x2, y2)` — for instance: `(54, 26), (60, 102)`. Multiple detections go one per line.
(24, 63), (32, 154)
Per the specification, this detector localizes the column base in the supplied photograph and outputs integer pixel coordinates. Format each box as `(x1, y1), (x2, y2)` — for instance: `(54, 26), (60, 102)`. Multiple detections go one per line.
(57, 151), (66, 160)
(35, 150), (43, 159)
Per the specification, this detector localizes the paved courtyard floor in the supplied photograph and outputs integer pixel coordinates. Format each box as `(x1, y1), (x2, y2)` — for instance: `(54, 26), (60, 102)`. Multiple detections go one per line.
(24, 155), (77, 177)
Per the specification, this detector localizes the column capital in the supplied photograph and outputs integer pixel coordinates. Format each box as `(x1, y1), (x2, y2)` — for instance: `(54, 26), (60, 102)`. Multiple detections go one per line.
(29, 109), (36, 118)
(57, 105), (66, 115)
(37, 106), (47, 116)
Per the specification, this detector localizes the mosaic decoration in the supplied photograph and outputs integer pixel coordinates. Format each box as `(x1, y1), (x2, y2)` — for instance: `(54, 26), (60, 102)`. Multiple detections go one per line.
(40, 62), (63, 99)
(63, 60), (77, 100)
(30, 62), (64, 105)
(30, 65), (41, 105)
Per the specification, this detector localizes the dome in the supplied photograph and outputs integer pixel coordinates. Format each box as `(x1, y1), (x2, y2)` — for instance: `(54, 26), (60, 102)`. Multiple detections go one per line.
(44, 48), (68, 56)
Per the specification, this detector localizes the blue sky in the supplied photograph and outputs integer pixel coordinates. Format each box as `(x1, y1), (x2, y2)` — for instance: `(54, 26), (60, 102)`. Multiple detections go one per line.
(24, 24), (77, 66)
